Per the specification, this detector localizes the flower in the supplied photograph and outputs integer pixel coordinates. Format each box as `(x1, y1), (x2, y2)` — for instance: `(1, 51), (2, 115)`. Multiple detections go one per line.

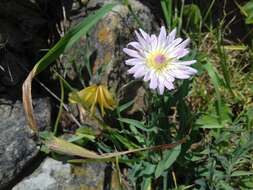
(69, 84), (117, 116)
(123, 26), (197, 94)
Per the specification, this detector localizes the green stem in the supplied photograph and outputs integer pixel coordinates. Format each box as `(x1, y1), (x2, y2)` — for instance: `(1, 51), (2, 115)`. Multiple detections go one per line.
(53, 79), (64, 135)
(203, 0), (216, 24)
(216, 26), (234, 96)
(123, 0), (143, 28)
(178, 0), (185, 33)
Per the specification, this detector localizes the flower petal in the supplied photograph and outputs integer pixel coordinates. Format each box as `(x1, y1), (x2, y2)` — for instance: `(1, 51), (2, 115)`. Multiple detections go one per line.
(176, 38), (190, 49)
(165, 38), (183, 53)
(123, 48), (143, 59)
(150, 34), (158, 51)
(177, 65), (198, 75)
(158, 76), (165, 94)
(167, 28), (177, 43)
(149, 73), (158, 89)
(135, 31), (148, 47)
(164, 80), (174, 90)
(144, 71), (151, 81)
(158, 26), (167, 49)
(125, 58), (145, 66)
(127, 42), (142, 50)
(128, 65), (140, 74)
(170, 49), (189, 59)
(169, 69), (191, 79)
(163, 70), (175, 82)
(133, 65), (147, 78)
(139, 28), (150, 41)
(175, 60), (196, 65)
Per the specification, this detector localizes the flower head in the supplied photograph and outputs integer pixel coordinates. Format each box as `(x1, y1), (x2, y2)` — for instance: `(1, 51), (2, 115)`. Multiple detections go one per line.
(69, 85), (117, 116)
(123, 26), (197, 94)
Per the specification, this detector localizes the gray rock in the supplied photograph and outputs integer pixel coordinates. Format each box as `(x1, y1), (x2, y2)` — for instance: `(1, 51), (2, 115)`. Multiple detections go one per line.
(86, 0), (114, 8)
(13, 158), (106, 190)
(62, 0), (158, 117)
(0, 0), (60, 98)
(89, 0), (158, 116)
(0, 98), (51, 189)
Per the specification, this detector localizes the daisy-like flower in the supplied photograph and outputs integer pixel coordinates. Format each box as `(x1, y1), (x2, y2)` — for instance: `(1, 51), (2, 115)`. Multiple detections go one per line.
(123, 26), (197, 94)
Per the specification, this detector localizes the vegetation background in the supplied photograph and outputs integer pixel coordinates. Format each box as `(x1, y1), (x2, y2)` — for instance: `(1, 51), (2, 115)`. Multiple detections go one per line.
(16, 0), (253, 189)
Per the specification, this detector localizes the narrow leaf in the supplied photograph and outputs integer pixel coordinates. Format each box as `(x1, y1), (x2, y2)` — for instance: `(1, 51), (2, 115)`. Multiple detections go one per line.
(155, 145), (181, 178)
(45, 136), (187, 160)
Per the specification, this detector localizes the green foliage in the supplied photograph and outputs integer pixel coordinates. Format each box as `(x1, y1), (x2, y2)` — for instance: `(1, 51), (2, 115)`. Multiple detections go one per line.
(156, 0), (253, 189)
(189, 131), (253, 189)
(161, 0), (173, 29)
(242, 0), (253, 24)
(183, 4), (202, 30)
(28, 0), (253, 189)
(155, 145), (181, 178)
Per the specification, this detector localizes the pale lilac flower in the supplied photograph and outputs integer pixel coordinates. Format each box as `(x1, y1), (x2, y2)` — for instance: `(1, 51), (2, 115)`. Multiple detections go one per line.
(123, 26), (197, 94)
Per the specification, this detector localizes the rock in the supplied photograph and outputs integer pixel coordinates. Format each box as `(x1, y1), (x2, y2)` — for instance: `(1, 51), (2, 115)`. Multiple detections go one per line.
(0, 98), (51, 189)
(13, 158), (107, 190)
(0, 0), (61, 98)
(62, 0), (158, 117)
(89, 0), (158, 116)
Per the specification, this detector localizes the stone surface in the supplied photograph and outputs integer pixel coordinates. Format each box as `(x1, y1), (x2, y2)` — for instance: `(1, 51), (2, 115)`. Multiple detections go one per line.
(13, 158), (106, 190)
(88, 0), (158, 116)
(0, 98), (51, 189)
(0, 0), (62, 98)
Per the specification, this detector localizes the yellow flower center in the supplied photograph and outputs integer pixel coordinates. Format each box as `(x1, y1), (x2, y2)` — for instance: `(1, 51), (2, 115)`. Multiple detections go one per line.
(146, 51), (170, 72)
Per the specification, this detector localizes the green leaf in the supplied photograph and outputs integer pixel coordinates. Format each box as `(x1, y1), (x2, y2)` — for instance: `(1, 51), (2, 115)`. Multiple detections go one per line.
(118, 118), (156, 132)
(141, 177), (152, 190)
(183, 4), (202, 29)
(202, 63), (232, 124)
(39, 131), (55, 140)
(219, 180), (234, 190)
(241, 178), (253, 188)
(231, 171), (253, 177)
(202, 63), (223, 113)
(67, 133), (95, 143)
(242, 1), (253, 24)
(247, 107), (253, 128)
(40, 144), (51, 154)
(155, 145), (181, 178)
(118, 100), (135, 113)
(160, 0), (172, 29)
(196, 114), (223, 129)
(138, 163), (156, 176)
(219, 101), (232, 123)
(111, 132), (139, 149)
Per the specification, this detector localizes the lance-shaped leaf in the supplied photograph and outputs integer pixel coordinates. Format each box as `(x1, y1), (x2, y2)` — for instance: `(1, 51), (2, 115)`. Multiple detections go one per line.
(45, 136), (187, 160)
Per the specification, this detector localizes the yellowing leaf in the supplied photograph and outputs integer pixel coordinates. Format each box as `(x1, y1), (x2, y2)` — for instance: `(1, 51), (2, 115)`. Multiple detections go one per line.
(69, 84), (117, 116)
(45, 136), (187, 160)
